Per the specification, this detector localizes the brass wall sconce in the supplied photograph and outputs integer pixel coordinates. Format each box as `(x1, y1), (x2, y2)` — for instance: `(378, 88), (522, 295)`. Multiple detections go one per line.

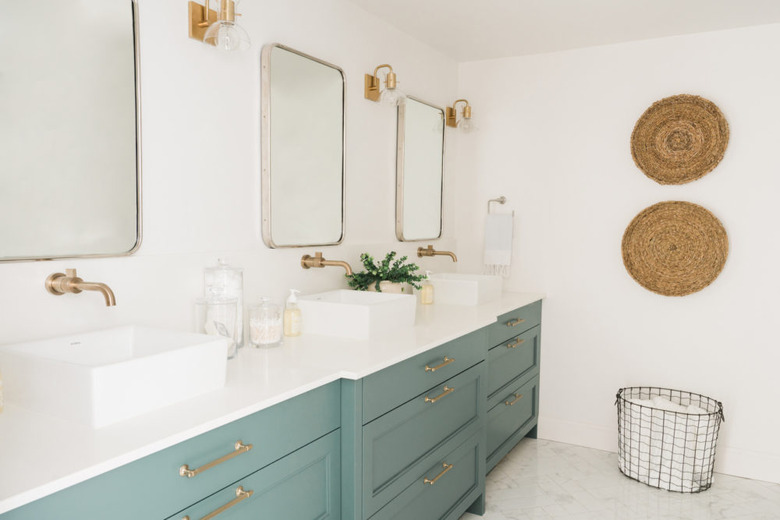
(446, 99), (474, 131)
(365, 64), (406, 105)
(188, 0), (250, 51)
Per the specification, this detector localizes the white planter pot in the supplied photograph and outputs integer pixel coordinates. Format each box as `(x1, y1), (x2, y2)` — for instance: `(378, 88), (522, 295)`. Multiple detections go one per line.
(367, 281), (413, 294)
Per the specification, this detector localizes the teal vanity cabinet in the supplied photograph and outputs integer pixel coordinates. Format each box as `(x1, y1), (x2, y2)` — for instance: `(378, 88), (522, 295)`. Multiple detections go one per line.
(485, 301), (542, 472)
(342, 328), (488, 520)
(0, 382), (341, 520)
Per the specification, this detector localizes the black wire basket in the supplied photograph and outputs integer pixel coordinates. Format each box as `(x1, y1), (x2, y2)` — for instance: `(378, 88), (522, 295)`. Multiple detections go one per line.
(615, 387), (724, 493)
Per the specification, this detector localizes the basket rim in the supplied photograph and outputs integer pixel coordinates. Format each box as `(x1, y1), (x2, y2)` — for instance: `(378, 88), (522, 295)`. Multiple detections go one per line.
(616, 386), (724, 417)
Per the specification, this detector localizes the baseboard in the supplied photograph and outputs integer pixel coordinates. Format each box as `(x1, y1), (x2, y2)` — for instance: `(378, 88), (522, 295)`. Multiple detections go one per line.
(538, 415), (780, 485)
(537, 415), (617, 453)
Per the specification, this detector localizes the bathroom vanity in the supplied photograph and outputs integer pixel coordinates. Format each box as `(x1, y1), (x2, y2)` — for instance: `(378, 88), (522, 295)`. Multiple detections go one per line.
(0, 293), (542, 520)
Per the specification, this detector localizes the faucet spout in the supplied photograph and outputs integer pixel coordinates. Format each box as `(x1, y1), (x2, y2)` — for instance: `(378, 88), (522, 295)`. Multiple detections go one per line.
(417, 245), (458, 263)
(301, 252), (353, 276)
(46, 269), (117, 307)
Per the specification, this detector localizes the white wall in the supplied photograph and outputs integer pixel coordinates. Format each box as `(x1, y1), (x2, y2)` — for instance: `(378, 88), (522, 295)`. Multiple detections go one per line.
(458, 24), (780, 483)
(0, 0), (461, 345)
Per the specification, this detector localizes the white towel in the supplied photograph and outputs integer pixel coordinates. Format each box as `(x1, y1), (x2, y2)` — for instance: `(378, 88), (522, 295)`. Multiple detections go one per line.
(483, 213), (513, 277)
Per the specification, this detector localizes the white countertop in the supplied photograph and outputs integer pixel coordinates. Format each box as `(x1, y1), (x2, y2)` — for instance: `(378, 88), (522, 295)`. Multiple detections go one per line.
(0, 292), (543, 514)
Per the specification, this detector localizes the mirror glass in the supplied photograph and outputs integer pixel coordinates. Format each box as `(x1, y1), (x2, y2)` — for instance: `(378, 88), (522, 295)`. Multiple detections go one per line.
(396, 97), (444, 241)
(0, 0), (141, 261)
(261, 44), (345, 248)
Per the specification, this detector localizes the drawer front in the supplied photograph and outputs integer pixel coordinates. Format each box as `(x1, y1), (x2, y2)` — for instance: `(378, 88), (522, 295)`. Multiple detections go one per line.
(362, 327), (487, 424)
(487, 325), (540, 408)
(487, 301), (541, 347)
(172, 430), (340, 520)
(369, 432), (483, 520)
(363, 363), (485, 517)
(1, 382), (340, 520)
(486, 376), (539, 470)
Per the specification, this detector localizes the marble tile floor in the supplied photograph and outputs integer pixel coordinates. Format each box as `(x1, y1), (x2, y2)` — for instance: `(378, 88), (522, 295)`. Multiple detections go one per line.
(461, 439), (780, 520)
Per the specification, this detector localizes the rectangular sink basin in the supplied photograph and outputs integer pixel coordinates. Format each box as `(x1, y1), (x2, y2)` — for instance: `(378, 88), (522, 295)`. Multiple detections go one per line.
(0, 326), (228, 428)
(429, 273), (503, 305)
(297, 290), (416, 340)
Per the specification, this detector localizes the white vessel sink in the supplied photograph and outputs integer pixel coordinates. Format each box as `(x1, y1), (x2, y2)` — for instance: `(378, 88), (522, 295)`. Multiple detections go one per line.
(429, 273), (503, 305)
(298, 290), (416, 340)
(0, 326), (228, 428)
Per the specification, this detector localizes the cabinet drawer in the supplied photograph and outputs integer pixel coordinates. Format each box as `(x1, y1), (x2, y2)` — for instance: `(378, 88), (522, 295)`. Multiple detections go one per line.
(363, 363), (485, 517)
(487, 301), (541, 347)
(172, 430), (340, 520)
(1, 382), (340, 520)
(486, 376), (539, 471)
(362, 328), (487, 424)
(487, 325), (540, 408)
(369, 432), (483, 520)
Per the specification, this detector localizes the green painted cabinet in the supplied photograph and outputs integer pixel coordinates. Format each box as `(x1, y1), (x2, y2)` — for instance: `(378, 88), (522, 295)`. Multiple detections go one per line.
(485, 301), (542, 473)
(369, 432), (483, 520)
(0, 382), (341, 520)
(171, 430), (340, 520)
(342, 328), (489, 520)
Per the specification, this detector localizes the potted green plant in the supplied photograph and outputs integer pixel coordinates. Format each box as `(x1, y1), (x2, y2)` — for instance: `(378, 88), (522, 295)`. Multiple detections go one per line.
(346, 251), (426, 293)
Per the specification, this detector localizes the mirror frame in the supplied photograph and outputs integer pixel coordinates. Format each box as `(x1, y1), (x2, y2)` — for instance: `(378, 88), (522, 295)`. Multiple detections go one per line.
(260, 43), (346, 249)
(395, 96), (445, 242)
(0, 0), (143, 263)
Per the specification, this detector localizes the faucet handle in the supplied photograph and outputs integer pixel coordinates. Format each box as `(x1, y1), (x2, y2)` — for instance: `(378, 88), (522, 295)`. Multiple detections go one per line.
(65, 268), (78, 278)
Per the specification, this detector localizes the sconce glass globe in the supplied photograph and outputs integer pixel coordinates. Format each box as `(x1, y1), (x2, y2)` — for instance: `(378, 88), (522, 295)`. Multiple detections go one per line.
(459, 116), (476, 133)
(380, 86), (406, 106)
(204, 20), (251, 51)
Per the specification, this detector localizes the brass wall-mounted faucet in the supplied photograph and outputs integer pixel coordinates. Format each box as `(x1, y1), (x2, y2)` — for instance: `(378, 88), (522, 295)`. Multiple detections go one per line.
(301, 252), (353, 276)
(417, 245), (458, 262)
(45, 269), (117, 307)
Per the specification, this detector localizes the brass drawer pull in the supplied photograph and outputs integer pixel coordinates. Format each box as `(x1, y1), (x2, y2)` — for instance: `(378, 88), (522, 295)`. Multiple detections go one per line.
(506, 338), (525, 349)
(183, 486), (253, 520)
(425, 356), (455, 372)
(425, 386), (454, 404)
(424, 463), (454, 485)
(179, 441), (253, 478)
(506, 318), (525, 327)
(505, 393), (524, 406)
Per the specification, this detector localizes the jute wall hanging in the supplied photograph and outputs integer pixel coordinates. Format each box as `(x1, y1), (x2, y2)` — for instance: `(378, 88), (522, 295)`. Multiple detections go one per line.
(622, 201), (728, 296)
(631, 94), (729, 185)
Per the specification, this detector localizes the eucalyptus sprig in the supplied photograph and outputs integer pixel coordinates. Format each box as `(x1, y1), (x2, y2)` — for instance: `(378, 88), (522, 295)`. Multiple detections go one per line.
(346, 251), (426, 291)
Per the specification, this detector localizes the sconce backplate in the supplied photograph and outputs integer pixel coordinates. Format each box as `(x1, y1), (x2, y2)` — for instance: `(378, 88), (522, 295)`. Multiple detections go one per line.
(188, 1), (218, 42)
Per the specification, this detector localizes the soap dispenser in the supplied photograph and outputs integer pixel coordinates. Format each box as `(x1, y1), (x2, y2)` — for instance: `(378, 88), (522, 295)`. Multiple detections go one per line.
(284, 289), (302, 337)
(420, 271), (434, 305)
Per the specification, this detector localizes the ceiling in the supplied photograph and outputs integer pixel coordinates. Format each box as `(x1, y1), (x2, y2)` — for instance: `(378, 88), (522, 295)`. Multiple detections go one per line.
(346, 0), (780, 61)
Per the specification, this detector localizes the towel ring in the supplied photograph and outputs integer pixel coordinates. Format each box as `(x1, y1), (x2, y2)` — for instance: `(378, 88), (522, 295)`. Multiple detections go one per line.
(487, 196), (514, 216)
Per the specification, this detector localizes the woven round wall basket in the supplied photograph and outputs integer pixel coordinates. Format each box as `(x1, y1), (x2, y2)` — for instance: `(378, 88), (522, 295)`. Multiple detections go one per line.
(631, 94), (729, 185)
(622, 201), (728, 296)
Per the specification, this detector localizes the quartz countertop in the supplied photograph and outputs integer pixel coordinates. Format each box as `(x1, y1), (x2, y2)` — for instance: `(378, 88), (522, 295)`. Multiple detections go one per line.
(0, 292), (544, 514)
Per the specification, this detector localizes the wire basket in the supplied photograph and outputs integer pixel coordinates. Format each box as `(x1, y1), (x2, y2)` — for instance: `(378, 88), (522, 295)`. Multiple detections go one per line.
(616, 387), (724, 493)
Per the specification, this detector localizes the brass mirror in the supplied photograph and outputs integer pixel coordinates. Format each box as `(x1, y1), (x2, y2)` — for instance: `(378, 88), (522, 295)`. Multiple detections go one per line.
(261, 44), (345, 248)
(396, 97), (445, 241)
(0, 0), (141, 261)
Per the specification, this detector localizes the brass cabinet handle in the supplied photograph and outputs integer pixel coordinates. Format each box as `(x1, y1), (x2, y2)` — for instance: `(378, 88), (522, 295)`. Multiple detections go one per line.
(424, 386), (454, 404)
(424, 463), (454, 485)
(183, 486), (253, 520)
(179, 441), (253, 478)
(425, 356), (455, 372)
(506, 338), (525, 349)
(506, 318), (525, 327)
(505, 393), (524, 406)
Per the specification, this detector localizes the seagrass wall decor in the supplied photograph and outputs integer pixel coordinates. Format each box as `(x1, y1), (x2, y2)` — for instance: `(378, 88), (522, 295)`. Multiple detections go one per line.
(622, 201), (728, 296)
(631, 95), (729, 185)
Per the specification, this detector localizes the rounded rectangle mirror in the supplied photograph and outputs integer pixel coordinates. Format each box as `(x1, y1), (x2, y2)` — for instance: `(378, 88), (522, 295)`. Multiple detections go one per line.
(396, 96), (445, 241)
(0, 0), (142, 262)
(261, 44), (345, 248)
